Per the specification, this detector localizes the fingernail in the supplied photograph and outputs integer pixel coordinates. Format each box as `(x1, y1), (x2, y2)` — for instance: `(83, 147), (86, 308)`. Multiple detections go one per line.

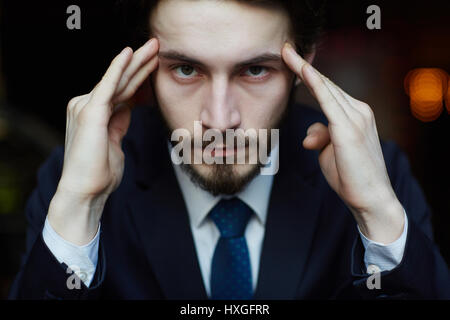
(284, 42), (295, 53)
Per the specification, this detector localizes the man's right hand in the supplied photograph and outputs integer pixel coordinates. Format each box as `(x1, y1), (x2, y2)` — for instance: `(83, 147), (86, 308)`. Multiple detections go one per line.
(47, 38), (159, 245)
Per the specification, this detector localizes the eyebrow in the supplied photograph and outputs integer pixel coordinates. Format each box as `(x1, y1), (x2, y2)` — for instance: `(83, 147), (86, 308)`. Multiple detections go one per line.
(158, 50), (283, 69)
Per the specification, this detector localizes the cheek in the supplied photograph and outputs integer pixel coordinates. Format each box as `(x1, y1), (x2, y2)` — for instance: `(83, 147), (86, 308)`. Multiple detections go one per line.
(153, 70), (202, 130)
(238, 75), (293, 129)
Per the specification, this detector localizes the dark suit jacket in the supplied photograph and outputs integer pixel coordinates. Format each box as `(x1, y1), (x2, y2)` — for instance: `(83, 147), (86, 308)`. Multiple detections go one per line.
(8, 103), (450, 299)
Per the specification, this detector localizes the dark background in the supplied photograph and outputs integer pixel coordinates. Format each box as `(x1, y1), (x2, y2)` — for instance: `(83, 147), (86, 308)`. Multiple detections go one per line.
(0, 0), (449, 299)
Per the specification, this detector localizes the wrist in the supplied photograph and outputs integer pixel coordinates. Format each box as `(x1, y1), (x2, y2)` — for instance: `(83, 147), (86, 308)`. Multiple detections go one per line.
(47, 188), (108, 245)
(355, 196), (405, 244)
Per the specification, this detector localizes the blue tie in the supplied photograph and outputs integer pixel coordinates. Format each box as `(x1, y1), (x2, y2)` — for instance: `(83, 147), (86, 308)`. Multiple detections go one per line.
(209, 197), (253, 300)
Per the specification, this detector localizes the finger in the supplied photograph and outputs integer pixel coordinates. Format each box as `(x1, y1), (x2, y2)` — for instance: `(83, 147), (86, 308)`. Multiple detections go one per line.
(112, 99), (134, 113)
(90, 47), (133, 105)
(330, 80), (361, 106)
(323, 77), (375, 122)
(281, 43), (308, 80)
(303, 122), (330, 151)
(282, 43), (348, 124)
(321, 77), (355, 116)
(116, 38), (159, 96)
(113, 54), (159, 104)
(301, 62), (349, 124)
(108, 102), (134, 145)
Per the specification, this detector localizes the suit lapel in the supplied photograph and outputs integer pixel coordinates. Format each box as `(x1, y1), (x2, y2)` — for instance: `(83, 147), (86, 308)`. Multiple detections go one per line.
(254, 105), (326, 299)
(253, 169), (324, 299)
(127, 169), (208, 299)
(125, 106), (207, 299)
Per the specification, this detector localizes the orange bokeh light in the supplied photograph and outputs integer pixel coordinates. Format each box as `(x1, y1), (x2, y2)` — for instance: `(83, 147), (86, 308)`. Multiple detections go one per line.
(446, 78), (450, 114)
(404, 68), (449, 122)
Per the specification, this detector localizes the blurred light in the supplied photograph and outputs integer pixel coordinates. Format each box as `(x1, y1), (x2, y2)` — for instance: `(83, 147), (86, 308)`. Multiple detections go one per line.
(446, 78), (450, 114)
(404, 68), (448, 122)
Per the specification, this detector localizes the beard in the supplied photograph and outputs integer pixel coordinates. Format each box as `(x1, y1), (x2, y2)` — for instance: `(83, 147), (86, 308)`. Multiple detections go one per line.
(154, 82), (295, 196)
(179, 161), (261, 196)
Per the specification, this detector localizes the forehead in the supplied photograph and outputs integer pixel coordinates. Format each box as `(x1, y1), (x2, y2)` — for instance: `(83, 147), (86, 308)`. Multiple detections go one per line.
(150, 0), (291, 65)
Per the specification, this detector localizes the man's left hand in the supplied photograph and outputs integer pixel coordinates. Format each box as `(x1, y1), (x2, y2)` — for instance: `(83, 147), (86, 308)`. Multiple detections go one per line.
(282, 43), (405, 244)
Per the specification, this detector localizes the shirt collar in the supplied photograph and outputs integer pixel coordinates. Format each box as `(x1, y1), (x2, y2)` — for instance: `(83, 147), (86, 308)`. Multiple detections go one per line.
(170, 142), (278, 228)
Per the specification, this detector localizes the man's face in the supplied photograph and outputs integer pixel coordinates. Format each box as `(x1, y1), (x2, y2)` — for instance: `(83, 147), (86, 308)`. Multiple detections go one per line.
(150, 0), (295, 195)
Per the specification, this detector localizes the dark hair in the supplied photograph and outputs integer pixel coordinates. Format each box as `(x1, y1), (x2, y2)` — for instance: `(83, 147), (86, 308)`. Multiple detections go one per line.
(116, 0), (326, 56)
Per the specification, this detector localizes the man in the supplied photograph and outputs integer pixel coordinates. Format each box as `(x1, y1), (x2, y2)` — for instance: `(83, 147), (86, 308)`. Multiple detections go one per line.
(9, 0), (450, 299)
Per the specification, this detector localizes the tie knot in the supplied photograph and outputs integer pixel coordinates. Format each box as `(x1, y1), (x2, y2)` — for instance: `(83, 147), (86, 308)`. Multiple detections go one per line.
(209, 198), (253, 238)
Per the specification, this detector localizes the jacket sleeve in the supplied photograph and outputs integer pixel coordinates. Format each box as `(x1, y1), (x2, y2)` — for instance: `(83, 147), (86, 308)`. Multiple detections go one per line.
(8, 146), (105, 300)
(348, 141), (450, 299)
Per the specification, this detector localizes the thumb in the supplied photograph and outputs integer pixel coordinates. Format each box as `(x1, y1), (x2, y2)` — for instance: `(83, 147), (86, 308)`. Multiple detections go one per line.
(302, 122), (330, 151)
(108, 100), (135, 145)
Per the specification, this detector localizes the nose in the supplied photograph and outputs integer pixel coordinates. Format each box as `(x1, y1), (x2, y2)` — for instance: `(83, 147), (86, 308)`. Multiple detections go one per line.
(200, 76), (241, 132)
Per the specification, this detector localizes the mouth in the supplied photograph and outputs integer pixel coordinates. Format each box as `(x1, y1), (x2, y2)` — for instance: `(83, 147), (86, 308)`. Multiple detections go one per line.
(193, 145), (249, 158)
(211, 145), (238, 157)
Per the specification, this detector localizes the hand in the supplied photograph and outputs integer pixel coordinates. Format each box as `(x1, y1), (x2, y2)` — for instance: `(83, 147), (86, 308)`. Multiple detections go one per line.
(282, 43), (404, 243)
(48, 38), (159, 245)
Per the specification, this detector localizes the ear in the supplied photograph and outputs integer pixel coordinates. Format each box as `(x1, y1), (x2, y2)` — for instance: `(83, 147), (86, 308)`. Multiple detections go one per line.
(294, 47), (316, 86)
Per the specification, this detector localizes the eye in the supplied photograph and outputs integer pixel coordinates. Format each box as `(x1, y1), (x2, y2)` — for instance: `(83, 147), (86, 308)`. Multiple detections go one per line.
(174, 65), (198, 78)
(244, 66), (269, 78)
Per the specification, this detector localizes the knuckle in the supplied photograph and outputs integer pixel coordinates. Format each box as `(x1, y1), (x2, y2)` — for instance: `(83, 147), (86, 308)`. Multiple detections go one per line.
(73, 102), (85, 117)
(359, 102), (374, 118)
(355, 114), (369, 130)
(120, 73), (129, 86)
(76, 107), (92, 126)
(67, 97), (79, 111)
(349, 127), (366, 144)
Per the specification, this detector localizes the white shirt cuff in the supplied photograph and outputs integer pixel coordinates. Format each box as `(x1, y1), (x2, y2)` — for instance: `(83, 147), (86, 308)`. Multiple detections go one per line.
(42, 216), (100, 287)
(357, 208), (408, 273)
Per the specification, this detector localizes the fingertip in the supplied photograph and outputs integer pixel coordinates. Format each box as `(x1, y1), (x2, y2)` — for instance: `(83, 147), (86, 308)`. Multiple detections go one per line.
(121, 46), (132, 55)
(146, 38), (159, 50)
(282, 42), (296, 60)
(302, 134), (315, 149)
(150, 37), (159, 45)
(283, 42), (293, 51)
(119, 47), (133, 64)
(282, 43), (307, 81)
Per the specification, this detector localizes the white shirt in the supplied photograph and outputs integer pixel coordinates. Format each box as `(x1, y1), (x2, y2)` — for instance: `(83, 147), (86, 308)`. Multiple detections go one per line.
(43, 144), (408, 294)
